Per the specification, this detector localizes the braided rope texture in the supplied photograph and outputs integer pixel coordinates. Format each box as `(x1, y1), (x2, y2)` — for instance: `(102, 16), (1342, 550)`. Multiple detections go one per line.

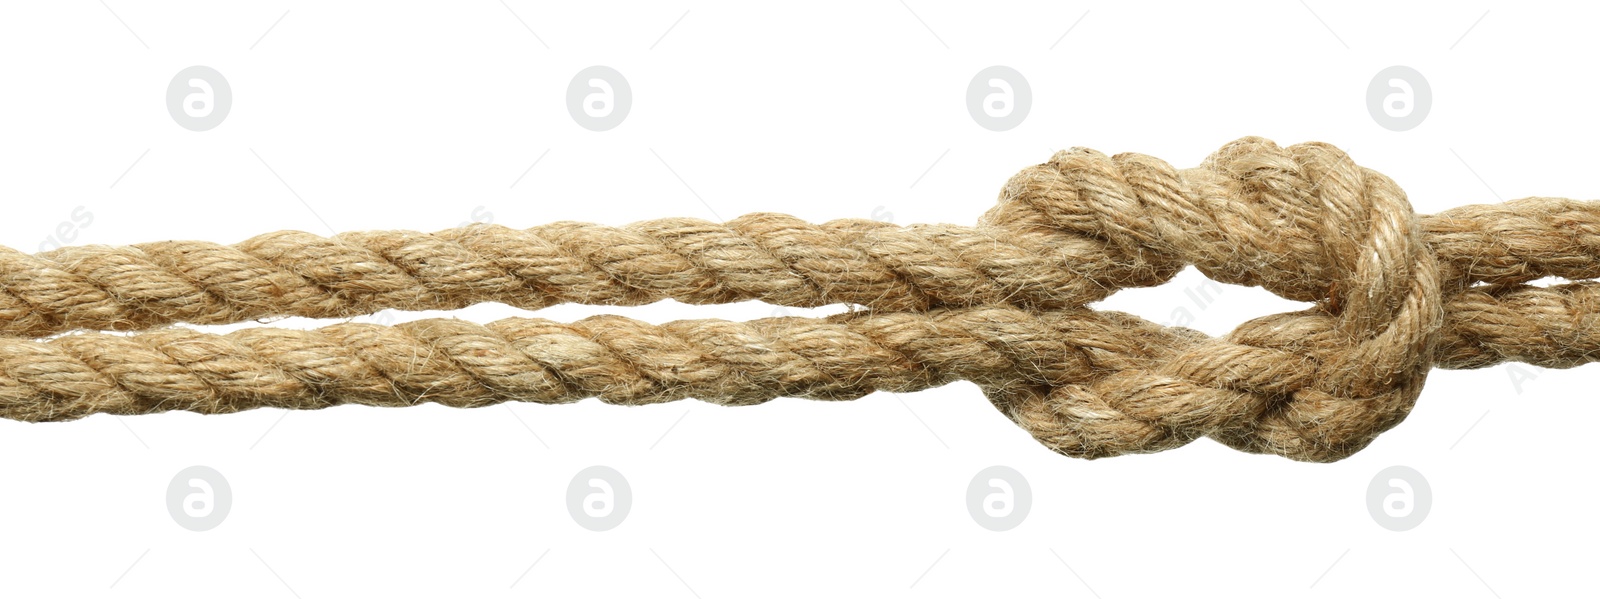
(5, 136), (1599, 462)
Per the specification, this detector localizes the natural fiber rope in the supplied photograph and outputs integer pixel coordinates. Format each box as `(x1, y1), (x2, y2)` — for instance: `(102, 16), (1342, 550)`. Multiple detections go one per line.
(5, 136), (1599, 462)
(10, 198), (1600, 337)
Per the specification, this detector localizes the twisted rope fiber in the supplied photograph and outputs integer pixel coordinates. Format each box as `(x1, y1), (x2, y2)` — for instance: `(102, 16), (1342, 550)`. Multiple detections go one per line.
(10, 199), (1600, 337)
(6, 136), (1600, 462)
(0, 297), (1590, 442)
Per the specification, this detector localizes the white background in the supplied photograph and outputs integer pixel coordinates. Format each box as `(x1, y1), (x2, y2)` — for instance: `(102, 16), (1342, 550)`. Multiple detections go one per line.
(0, 1), (1595, 597)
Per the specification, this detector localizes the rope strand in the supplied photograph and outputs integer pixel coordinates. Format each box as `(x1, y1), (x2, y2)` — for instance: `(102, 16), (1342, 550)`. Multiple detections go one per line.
(0, 215), (1155, 338)
(13, 198), (1600, 339)
(0, 286), (1580, 458)
(0, 306), (1173, 422)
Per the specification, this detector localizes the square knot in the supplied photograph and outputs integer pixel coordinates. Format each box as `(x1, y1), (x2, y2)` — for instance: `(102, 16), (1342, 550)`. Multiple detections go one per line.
(983, 137), (1445, 462)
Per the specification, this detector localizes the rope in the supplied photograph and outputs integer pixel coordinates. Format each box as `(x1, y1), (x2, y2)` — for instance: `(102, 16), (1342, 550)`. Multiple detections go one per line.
(5, 136), (1597, 462)
(12, 200), (1600, 337)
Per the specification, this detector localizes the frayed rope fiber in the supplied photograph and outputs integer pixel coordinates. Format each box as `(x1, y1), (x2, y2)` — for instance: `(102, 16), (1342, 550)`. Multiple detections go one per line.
(5, 136), (1600, 462)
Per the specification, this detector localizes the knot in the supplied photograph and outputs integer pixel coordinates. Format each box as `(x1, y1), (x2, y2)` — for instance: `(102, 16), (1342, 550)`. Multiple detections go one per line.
(982, 137), (1444, 462)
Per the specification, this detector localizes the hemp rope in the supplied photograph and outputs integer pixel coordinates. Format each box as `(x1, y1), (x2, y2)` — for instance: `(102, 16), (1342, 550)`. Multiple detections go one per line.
(4, 136), (1598, 462)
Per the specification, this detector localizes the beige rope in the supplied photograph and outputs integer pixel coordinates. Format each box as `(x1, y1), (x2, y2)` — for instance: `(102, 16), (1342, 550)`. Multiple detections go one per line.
(10, 199), (1600, 337)
(4, 136), (1597, 462)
